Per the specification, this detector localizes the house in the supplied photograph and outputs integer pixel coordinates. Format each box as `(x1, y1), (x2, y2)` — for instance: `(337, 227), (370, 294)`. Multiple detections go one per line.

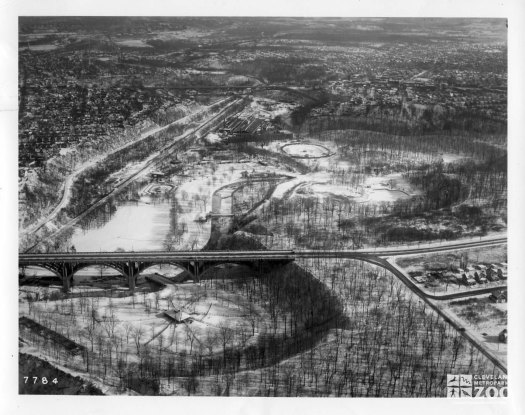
(489, 290), (507, 303)
(486, 268), (500, 282)
(478, 264), (487, 271)
(474, 271), (487, 284)
(497, 268), (507, 280)
(498, 328), (507, 343)
(462, 273), (476, 286)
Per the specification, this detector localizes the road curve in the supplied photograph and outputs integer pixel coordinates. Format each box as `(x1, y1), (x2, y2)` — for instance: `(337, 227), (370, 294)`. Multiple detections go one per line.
(22, 98), (244, 253)
(373, 257), (507, 374)
(20, 98), (234, 238)
(19, 238), (508, 373)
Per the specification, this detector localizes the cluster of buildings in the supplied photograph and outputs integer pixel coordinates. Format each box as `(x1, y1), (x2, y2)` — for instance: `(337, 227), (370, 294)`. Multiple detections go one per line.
(318, 74), (506, 123)
(455, 263), (507, 287)
(411, 262), (507, 289)
(18, 26), (507, 173)
(18, 51), (176, 169)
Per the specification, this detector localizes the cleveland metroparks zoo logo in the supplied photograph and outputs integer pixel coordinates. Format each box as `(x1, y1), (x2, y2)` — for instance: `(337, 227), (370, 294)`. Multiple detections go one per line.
(447, 374), (473, 398)
(447, 374), (508, 398)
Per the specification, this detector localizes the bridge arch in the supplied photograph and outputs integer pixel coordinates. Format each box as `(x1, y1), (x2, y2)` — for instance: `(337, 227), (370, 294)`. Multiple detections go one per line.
(19, 264), (61, 279)
(196, 259), (284, 281)
(68, 263), (128, 286)
(134, 262), (192, 279)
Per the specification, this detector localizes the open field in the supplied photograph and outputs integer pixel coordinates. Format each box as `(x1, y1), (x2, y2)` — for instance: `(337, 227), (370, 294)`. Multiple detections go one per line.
(437, 295), (507, 366)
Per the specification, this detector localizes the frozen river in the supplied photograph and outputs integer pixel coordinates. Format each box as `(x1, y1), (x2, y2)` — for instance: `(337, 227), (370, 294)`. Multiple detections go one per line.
(70, 197), (172, 252)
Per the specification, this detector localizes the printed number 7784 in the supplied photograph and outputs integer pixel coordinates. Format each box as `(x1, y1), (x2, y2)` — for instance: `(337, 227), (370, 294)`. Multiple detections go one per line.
(23, 377), (58, 384)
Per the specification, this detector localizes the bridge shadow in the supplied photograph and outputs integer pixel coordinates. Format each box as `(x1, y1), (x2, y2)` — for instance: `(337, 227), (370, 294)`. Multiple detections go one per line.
(175, 234), (350, 377)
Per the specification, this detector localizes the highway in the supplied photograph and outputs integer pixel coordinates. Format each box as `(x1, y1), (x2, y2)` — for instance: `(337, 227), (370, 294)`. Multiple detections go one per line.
(296, 237), (507, 258)
(19, 250), (297, 265)
(20, 236), (506, 264)
(19, 236), (508, 373)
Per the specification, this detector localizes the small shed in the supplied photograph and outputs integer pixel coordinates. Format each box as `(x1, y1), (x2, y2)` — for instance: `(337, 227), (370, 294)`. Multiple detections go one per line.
(163, 309), (191, 324)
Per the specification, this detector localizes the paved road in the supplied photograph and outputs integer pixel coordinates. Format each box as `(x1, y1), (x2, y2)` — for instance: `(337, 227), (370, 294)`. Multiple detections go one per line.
(20, 237), (506, 264)
(22, 97), (244, 253)
(374, 257), (508, 374)
(19, 250), (297, 264)
(297, 237), (507, 257)
(20, 97), (234, 238)
(19, 237), (508, 373)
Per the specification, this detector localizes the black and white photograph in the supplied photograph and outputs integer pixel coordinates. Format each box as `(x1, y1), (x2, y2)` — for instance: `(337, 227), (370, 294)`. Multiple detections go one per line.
(1, 0), (524, 413)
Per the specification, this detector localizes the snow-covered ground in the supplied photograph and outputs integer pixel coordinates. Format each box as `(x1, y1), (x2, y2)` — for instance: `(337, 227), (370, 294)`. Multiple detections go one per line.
(439, 295), (507, 365)
(267, 171), (418, 204)
(20, 282), (270, 359)
(170, 160), (283, 250)
(116, 39), (153, 48)
(20, 98), (229, 238)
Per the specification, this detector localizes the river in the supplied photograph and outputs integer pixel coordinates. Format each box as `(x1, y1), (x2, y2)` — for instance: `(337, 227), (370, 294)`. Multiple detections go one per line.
(70, 196), (171, 252)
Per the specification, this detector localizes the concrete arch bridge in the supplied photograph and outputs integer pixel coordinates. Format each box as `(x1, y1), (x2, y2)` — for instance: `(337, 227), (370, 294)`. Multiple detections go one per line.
(19, 250), (300, 292)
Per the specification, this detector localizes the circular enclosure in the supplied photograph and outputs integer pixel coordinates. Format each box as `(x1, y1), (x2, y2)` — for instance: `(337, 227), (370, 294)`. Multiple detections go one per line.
(281, 143), (331, 159)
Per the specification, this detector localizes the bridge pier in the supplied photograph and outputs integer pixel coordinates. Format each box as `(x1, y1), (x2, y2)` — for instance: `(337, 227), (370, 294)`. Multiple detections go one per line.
(187, 261), (202, 282)
(60, 263), (75, 293)
(19, 251), (299, 293)
(127, 261), (136, 292)
(62, 275), (71, 293)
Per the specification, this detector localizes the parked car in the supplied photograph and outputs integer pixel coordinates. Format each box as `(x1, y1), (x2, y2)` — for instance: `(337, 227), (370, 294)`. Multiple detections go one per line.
(489, 289), (507, 303)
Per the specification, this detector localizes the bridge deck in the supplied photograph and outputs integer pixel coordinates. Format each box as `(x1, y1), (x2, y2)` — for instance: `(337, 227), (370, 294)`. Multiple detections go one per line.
(19, 250), (297, 265)
(19, 238), (506, 265)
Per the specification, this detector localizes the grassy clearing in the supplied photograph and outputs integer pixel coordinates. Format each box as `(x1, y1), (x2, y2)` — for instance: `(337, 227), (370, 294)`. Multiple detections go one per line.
(449, 298), (507, 327)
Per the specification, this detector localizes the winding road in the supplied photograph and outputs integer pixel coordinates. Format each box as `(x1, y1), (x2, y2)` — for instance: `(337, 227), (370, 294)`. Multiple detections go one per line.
(21, 97), (244, 252)
(20, 97), (236, 239)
